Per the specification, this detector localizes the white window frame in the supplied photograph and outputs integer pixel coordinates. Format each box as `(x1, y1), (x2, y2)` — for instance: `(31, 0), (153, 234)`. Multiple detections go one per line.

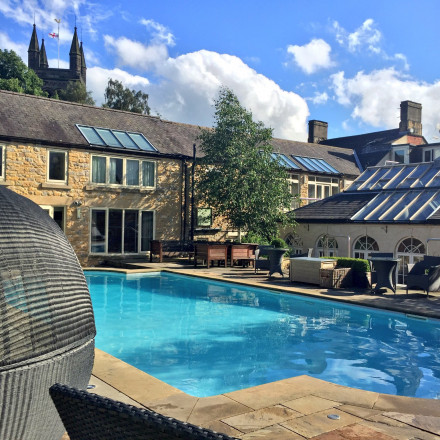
(0, 145), (4, 181)
(288, 174), (300, 209)
(391, 145), (409, 164)
(47, 149), (68, 183)
(89, 208), (156, 255)
(39, 205), (66, 231)
(316, 235), (338, 257)
(307, 176), (339, 202)
(90, 154), (156, 189)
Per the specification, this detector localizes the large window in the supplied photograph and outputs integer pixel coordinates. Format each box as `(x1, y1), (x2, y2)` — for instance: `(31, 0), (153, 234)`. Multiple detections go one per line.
(48, 150), (67, 183)
(316, 235), (338, 257)
(353, 235), (379, 259)
(397, 237), (425, 283)
(91, 155), (156, 188)
(307, 176), (339, 203)
(0, 145), (4, 181)
(288, 174), (300, 209)
(90, 208), (154, 254)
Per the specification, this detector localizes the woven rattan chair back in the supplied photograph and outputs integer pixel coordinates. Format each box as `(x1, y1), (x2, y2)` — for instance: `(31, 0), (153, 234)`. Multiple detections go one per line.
(0, 186), (96, 440)
(50, 384), (239, 440)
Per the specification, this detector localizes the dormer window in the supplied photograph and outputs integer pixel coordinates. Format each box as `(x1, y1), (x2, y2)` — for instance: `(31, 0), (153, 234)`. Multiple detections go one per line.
(392, 145), (409, 164)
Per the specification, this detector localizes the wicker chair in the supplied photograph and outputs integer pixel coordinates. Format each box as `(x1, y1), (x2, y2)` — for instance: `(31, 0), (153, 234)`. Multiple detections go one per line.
(50, 384), (239, 440)
(0, 186), (96, 440)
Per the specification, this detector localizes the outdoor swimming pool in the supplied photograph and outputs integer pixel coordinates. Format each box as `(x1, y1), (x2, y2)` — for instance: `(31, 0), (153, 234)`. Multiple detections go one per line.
(85, 271), (440, 399)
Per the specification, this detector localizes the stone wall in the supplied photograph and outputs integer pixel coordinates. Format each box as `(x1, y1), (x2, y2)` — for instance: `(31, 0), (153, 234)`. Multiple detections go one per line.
(1, 142), (184, 266)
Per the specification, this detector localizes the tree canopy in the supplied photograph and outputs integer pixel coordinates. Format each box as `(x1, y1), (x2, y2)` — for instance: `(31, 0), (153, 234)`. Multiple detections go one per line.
(0, 49), (46, 96)
(102, 79), (150, 114)
(58, 81), (95, 105)
(196, 87), (294, 241)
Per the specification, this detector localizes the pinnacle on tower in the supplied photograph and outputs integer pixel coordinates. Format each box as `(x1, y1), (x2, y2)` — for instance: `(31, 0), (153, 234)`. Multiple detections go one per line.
(39, 38), (48, 69)
(69, 27), (81, 73)
(28, 24), (40, 70)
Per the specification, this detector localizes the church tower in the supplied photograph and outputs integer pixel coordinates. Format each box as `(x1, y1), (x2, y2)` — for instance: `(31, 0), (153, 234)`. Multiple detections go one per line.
(27, 24), (87, 97)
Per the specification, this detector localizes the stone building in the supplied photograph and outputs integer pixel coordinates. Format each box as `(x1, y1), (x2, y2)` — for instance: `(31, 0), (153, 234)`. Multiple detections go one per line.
(28, 24), (86, 97)
(310, 100), (428, 170)
(0, 90), (359, 266)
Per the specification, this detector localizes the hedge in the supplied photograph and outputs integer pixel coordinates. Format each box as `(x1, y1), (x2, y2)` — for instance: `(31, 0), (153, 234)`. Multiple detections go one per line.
(321, 256), (371, 273)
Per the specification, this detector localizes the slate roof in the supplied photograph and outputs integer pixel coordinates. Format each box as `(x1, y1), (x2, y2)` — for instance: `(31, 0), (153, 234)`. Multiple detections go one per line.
(320, 129), (425, 170)
(293, 192), (376, 223)
(0, 90), (359, 176)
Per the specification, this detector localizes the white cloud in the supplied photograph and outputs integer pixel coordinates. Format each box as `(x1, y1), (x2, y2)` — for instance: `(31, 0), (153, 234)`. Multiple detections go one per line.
(0, 31), (28, 60)
(148, 50), (309, 140)
(330, 68), (440, 139)
(140, 18), (175, 46)
(287, 39), (333, 74)
(87, 66), (150, 104)
(307, 91), (329, 105)
(333, 19), (382, 54)
(103, 35), (169, 71)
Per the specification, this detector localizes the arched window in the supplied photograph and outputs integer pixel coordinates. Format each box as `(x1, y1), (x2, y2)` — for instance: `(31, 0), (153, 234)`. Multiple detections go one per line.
(397, 237), (425, 283)
(353, 236), (379, 259)
(316, 235), (338, 257)
(285, 234), (303, 255)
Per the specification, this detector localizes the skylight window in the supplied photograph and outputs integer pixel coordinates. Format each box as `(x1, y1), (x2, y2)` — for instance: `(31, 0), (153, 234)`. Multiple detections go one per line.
(77, 125), (157, 152)
(291, 156), (339, 174)
(271, 153), (300, 169)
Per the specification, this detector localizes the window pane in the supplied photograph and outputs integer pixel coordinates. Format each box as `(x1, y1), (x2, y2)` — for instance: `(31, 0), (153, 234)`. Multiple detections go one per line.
(308, 185), (315, 199)
(113, 131), (138, 149)
(142, 161), (155, 187)
(91, 210), (106, 253)
(394, 150), (406, 163)
(78, 126), (106, 146)
(124, 210), (139, 253)
(53, 207), (64, 231)
(197, 208), (212, 227)
(49, 151), (66, 181)
(92, 156), (106, 183)
(128, 133), (156, 151)
(109, 158), (123, 184)
(108, 210), (123, 253)
(141, 211), (154, 252)
(95, 128), (122, 148)
(126, 160), (139, 186)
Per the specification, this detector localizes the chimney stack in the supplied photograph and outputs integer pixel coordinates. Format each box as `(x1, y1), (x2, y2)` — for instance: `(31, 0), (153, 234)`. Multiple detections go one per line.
(308, 120), (328, 144)
(399, 100), (422, 136)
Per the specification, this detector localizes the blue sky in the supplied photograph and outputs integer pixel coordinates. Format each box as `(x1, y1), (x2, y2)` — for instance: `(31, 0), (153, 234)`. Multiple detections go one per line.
(1, 0), (440, 142)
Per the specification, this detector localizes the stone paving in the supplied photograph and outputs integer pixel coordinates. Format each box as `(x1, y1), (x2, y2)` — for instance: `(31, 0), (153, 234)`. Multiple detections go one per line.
(84, 261), (440, 439)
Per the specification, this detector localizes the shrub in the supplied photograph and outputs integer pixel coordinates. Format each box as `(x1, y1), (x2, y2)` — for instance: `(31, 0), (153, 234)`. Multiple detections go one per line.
(321, 256), (371, 272)
(270, 237), (288, 248)
(242, 232), (269, 245)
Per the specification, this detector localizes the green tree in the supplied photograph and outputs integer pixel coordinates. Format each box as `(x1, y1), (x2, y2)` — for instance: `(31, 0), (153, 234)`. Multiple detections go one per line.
(103, 78), (150, 114)
(58, 81), (95, 105)
(0, 49), (47, 96)
(197, 87), (294, 241)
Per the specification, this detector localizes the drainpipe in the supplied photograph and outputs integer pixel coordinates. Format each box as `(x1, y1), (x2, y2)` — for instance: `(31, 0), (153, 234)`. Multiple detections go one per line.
(190, 144), (196, 241)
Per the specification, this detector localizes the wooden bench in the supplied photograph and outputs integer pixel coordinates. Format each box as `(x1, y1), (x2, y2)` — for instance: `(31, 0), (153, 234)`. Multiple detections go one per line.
(194, 243), (228, 267)
(150, 240), (194, 262)
(230, 244), (256, 267)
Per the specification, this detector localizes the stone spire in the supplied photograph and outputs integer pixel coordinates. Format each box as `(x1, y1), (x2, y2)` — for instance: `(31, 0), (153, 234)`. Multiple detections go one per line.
(80, 41), (87, 83)
(39, 38), (48, 69)
(69, 27), (81, 73)
(28, 24), (40, 70)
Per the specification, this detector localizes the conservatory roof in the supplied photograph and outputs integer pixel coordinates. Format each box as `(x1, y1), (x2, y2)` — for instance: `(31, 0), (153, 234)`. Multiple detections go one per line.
(293, 160), (440, 224)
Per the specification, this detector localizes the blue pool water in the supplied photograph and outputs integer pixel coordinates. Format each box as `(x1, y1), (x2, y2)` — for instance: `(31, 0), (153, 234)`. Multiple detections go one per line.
(85, 271), (440, 399)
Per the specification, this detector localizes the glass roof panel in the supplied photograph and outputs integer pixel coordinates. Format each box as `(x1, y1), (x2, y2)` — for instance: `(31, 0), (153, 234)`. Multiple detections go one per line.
(316, 158), (339, 174)
(95, 128), (122, 148)
(77, 125), (106, 146)
(425, 169), (440, 187)
(412, 191), (440, 221)
(413, 167), (440, 188)
(306, 158), (327, 172)
(367, 192), (407, 221)
(386, 165), (416, 189)
(369, 167), (403, 190)
(360, 168), (390, 190)
(351, 193), (389, 221)
(346, 168), (378, 191)
(113, 131), (139, 149)
(292, 155), (318, 171)
(394, 190), (438, 221)
(271, 153), (300, 169)
(128, 133), (156, 151)
(397, 163), (431, 188)
(378, 191), (418, 221)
